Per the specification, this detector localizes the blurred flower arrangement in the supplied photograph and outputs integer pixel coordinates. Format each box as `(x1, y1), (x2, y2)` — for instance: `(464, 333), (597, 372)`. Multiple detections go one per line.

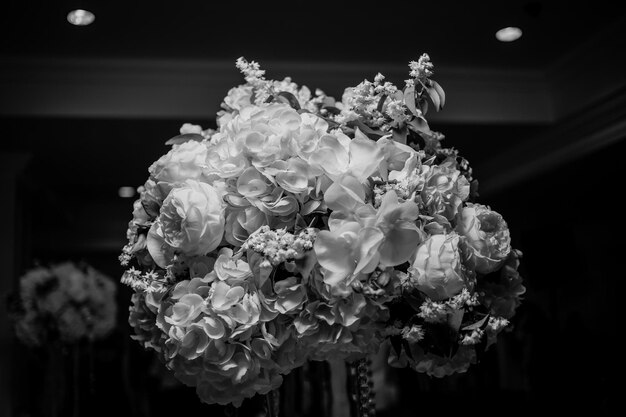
(9, 262), (117, 347)
(120, 54), (525, 408)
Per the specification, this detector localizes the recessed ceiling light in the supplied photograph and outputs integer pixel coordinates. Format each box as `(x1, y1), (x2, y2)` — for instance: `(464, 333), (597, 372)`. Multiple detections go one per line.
(118, 186), (136, 198)
(495, 26), (522, 42)
(67, 9), (95, 26)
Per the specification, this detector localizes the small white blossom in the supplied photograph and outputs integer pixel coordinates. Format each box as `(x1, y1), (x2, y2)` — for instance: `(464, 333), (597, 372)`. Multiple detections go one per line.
(487, 316), (510, 332)
(409, 54), (434, 80)
(418, 299), (448, 323)
(401, 325), (425, 343)
(460, 328), (484, 345)
(242, 226), (317, 266)
(447, 288), (479, 310)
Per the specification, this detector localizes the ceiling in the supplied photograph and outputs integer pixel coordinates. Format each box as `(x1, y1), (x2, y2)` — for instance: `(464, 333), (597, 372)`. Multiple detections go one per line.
(2, 0), (625, 71)
(2, 0), (626, 257)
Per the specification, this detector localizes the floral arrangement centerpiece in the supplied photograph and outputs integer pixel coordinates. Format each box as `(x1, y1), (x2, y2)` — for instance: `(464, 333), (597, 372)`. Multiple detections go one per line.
(120, 54), (525, 409)
(7, 262), (117, 417)
(10, 262), (117, 347)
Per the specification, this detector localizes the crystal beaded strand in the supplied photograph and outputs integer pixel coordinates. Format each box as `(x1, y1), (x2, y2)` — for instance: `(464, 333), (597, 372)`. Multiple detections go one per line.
(348, 357), (376, 417)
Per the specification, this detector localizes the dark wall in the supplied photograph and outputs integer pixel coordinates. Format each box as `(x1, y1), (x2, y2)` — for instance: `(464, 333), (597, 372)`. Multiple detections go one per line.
(2, 117), (623, 416)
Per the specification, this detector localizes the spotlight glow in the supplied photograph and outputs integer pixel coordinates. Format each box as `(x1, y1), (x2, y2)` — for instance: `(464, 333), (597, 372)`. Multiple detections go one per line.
(495, 26), (522, 42)
(118, 186), (136, 198)
(67, 9), (95, 26)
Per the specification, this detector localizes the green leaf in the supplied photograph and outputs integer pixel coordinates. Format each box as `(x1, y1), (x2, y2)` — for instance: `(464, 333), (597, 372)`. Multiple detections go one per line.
(322, 106), (341, 115)
(408, 116), (431, 135)
(403, 85), (419, 116)
(294, 213), (308, 231)
(462, 314), (490, 331)
(164, 133), (204, 146)
(348, 120), (386, 139)
(275, 91), (301, 110)
(376, 94), (388, 112)
(141, 200), (160, 219)
(427, 86), (441, 111)
(431, 80), (446, 109)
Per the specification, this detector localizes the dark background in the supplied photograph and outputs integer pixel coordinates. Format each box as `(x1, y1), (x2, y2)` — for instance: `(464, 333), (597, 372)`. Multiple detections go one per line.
(1, 1), (625, 416)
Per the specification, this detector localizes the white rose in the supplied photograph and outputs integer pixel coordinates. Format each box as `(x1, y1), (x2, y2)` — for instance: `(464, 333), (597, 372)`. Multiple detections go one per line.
(421, 161), (470, 220)
(410, 233), (467, 301)
(456, 203), (511, 274)
(147, 180), (225, 267)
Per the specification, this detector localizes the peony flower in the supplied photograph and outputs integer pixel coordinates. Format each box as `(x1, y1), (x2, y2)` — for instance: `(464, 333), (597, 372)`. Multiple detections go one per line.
(147, 180), (225, 267)
(410, 233), (467, 301)
(456, 203), (511, 274)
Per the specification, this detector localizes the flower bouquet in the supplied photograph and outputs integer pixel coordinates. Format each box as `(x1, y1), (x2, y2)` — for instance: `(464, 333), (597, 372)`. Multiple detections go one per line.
(120, 54), (525, 410)
(7, 262), (118, 417)
(10, 262), (117, 346)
